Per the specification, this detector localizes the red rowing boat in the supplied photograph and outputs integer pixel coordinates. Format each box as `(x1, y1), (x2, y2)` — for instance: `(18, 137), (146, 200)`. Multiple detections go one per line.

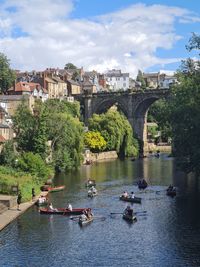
(39, 207), (90, 215)
(47, 185), (65, 192)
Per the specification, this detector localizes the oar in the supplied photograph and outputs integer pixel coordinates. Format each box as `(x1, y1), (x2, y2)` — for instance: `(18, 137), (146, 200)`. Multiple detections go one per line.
(110, 211), (147, 215)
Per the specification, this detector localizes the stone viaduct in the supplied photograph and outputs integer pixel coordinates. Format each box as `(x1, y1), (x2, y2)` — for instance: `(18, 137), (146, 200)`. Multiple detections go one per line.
(75, 89), (170, 155)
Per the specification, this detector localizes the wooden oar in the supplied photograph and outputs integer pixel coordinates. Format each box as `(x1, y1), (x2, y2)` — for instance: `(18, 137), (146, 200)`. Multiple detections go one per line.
(110, 211), (147, 215)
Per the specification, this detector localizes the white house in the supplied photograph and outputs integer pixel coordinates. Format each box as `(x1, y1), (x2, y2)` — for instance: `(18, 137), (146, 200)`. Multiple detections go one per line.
(105, 69), (129, 91)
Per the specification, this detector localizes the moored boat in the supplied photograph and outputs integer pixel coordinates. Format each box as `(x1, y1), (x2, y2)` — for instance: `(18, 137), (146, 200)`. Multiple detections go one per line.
(119, 195), (141, 204)
(39, 207), (90, 215)
(78, 216), (94, 226)
(47, 185), (65, 192)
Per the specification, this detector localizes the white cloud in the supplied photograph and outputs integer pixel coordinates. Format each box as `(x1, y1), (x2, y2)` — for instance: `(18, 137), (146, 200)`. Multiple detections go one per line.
(0, 1), (199, 76)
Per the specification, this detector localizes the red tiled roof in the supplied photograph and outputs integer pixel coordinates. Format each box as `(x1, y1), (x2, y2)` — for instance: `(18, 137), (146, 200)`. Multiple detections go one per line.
(9, 82), (42, 93)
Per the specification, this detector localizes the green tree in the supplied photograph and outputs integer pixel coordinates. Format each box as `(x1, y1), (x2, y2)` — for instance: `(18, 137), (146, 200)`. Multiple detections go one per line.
(168, 34), (200, 173)
(148, 99), (172, 142)
(84, 131), (107, 152)
(64, 63), (77, 70)
(136, 69), (146, 89)
(0, 140), (17, 167)
(88, 110), (139, 157)
(0, 53), (16, 93)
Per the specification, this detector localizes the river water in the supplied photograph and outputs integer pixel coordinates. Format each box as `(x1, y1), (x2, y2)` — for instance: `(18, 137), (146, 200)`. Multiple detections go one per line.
(1, 154), (200, 267)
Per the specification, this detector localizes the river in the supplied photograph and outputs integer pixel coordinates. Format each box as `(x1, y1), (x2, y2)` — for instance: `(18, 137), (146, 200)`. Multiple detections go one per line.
(1, 154), (200, 267)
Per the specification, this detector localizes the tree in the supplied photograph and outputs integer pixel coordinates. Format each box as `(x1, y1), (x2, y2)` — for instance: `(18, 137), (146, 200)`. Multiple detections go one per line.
(136, 70), (146, 89)
(88, 110), (139, 157)
(168, 34), (200, 174)
(64, 63), (77, 70)
(84, 131), (107, 152)
(0, 53), (16, 93)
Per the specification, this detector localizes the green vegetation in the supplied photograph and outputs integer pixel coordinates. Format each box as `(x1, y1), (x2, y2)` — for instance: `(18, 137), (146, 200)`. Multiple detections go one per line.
(84, 131), (107, 152)
(88, 110), (139, 157)
(148, 99), (172, 143)
(167, 33), (200, 174)
(0, 53), (16, 93)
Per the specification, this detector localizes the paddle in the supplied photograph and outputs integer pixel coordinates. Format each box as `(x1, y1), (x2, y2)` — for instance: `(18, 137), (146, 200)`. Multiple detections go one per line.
(110, 211), (147, 215)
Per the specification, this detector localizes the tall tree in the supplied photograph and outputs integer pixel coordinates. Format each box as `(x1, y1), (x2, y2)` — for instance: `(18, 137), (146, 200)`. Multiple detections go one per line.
(168, 34), (200, 174)
(0, 53), (16, 93)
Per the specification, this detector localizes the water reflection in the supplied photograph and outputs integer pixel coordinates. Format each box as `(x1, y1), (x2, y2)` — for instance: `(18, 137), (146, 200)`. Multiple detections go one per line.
(1, 156), (200, 267)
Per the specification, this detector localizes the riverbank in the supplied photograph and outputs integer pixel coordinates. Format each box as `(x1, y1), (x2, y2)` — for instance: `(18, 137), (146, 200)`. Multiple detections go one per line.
(0, 191), (48, 232)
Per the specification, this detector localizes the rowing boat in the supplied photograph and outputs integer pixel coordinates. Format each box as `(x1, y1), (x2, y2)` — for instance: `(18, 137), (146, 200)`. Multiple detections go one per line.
(119, 195), (141, 204)
(79, 216), (94, 226)
(88, 190), (98, 198)
(122, 213), (137, 222)
(166, 189), (176, 197)
(138, 180), (148, 189)
(47, 185), (65, 192)
(39, 208), (90, 215)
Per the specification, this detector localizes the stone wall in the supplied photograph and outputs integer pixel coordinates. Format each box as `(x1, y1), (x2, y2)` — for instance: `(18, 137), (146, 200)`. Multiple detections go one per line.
(83, 150), (118, 164)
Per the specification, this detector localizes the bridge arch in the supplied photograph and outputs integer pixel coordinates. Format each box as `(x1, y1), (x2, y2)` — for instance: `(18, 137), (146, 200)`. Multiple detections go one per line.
(75, 89), (169, 155)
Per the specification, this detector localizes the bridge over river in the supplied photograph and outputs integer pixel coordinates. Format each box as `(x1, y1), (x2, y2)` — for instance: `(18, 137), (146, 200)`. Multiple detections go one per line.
(75, 88), (170, 154)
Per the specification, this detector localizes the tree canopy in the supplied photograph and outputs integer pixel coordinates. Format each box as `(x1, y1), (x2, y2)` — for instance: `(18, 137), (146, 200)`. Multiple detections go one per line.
(88, 110), (139, 157)
(167, 34), (200, 174)
(0, 53), (16, 93)
(64, 63), (77, 70)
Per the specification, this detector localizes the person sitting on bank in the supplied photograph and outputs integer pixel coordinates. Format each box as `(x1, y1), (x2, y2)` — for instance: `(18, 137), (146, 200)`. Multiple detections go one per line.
(130, 192), (135, 199)
(17, 191), (22, 211)
(68, 203), (72, 211)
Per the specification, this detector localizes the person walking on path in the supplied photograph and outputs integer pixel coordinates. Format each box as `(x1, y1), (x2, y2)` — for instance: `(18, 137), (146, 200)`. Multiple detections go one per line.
(17, 191), (22, 211)
(32, 188), (35, 201)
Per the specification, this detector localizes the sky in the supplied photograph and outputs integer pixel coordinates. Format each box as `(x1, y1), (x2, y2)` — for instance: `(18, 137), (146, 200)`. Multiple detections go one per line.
(0, 0), (199, 77)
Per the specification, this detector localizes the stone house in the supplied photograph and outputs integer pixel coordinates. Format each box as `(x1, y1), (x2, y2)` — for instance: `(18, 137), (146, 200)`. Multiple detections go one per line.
(8, 82), (48, 102)
(67, 80), (81, 95)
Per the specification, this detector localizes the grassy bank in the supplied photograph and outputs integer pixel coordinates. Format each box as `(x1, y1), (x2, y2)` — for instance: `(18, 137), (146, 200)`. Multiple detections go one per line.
(0, 166), (53, 202)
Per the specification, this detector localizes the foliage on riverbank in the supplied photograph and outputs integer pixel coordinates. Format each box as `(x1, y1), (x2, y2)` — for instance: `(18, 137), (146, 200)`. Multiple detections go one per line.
(88, 110), (139, 157)
(12, 99), (84, 171)
(0, 166), (46, 201)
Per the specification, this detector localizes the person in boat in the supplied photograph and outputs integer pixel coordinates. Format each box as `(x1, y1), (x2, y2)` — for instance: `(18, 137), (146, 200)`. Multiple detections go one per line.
(167, 184), (174, 191)
(91, 186), (97, 193)
(68, 203), (72, 211)
(80, 212), (88, 222)
(122, 191), (128, 198)
(124, 206), (133, 216)
(86, 208), (93, 219)
(38, 195), (46, 204)
(49, 203), (58, 211)
(130, 192), (135, 199)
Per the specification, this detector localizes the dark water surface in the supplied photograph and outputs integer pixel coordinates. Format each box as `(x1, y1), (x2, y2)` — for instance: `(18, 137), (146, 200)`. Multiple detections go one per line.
(1, 155), (200, 267)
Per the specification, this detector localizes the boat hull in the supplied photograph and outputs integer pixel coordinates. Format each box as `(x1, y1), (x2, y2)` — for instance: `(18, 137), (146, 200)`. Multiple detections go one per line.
(79, 217), (94, 226)
(48, 186), (65, 192)
(119, 196), (141, 204)
(166, 190), (176, 197)
(123, 214), (137, 222)
(39, 208), (89, 215)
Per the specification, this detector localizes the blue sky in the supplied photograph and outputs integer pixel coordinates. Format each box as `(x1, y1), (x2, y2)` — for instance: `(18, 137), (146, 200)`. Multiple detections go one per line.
(0, 0), (199, 76)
